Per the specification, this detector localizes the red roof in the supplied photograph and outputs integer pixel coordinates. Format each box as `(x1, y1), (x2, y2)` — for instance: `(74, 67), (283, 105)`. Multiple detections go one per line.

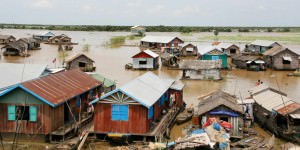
(22, 69), (102, 106)
(276, 103), (300, 116)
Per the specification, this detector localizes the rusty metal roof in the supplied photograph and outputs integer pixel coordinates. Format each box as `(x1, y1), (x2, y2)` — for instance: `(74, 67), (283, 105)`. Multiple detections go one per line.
(275, 103), (300, 116)
(22, 69), (102, 107)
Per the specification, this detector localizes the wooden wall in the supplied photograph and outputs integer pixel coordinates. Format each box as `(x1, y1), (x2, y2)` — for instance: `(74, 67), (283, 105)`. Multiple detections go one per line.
(0, 103), (64, 135)
(272, 50), (299, 70)
(67, 56), (94, 71)
(94, 103), (149, 134)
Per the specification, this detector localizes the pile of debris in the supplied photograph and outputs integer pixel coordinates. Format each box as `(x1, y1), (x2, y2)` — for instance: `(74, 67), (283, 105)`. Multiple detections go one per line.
(168, 118), (231, 150)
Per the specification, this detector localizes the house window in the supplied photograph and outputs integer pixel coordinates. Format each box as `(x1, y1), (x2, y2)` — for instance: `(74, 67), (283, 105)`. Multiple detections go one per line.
(111, 104), (128, 121)
(282, 57), (291, 64)
(230, 49), (236, 54)
(16, 106), (30, 120)
(7, 106), (37, 122)
(79, 62), (86, 67)
(212, 56), (219, 60)
(139, 58), (147, 65)
(220, 117), (229, 122)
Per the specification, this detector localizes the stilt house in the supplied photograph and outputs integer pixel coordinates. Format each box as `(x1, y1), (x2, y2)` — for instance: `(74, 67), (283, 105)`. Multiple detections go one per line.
(0, 70), (102, 141)
(263, 45), (300, 70)
(90, 72), (184, 138)
(249, 85), (300, 143)
(179, 60), (222, 80)
(195, 91), (244, 138)
(132, 50), (159, 70)
(140, 36), (184, 49)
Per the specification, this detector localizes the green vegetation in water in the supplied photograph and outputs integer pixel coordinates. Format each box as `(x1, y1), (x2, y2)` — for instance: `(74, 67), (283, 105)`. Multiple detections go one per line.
(82, 43), (90, 52)
(181, 32), (193, 36)
(107, 36), (126, 47)
(126, 35), (143, 40)
(59, 50), (68, 59)
(199, 34), (300, 44)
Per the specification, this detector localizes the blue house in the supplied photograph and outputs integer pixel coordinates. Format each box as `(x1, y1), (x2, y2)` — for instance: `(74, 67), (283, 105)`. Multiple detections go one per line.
(198, 46), (228, 69)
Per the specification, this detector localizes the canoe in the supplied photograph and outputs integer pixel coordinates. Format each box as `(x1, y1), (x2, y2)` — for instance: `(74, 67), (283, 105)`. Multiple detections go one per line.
(176, 108), (194, 124)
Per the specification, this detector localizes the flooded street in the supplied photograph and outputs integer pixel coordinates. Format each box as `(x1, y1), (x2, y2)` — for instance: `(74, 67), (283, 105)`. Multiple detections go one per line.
(1, 29), (300, 148)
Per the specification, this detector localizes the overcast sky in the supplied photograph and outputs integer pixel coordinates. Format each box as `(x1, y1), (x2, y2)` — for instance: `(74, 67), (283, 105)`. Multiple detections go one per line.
(0, 0), (299, 26)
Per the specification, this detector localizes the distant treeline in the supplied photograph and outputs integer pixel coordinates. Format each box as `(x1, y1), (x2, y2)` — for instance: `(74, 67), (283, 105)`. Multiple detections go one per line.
(0, 24), (298, 32)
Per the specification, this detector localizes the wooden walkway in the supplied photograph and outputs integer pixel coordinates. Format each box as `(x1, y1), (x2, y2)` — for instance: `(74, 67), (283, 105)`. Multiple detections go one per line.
(148, 107), (181, 136)
(50, 115), (93, 143)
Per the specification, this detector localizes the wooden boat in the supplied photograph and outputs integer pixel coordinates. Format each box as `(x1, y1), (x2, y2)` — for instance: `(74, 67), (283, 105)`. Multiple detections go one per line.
(176, 108), (194, 124)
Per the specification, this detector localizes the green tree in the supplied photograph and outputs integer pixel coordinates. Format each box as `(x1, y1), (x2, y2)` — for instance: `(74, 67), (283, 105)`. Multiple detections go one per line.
(213, 30), (219, 41)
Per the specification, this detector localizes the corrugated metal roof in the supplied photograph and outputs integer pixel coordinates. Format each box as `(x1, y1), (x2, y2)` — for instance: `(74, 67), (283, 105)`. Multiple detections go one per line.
(0, 63), (48, 90)
(35, 31), (55, 37)
(95, 72), (174, 108)
(87, 73), (115, 88)
(170, 80), (184, 91)
(248, 84), (269, 95)
(144, 50), (159, 58)
(22, 69), (102, 107)
(252, 90), (293, 112)
(290, 114), (300, 119)
(141, 36), (180, 44)
(250, 40), (278, 47)
(274, 102), (300, 115)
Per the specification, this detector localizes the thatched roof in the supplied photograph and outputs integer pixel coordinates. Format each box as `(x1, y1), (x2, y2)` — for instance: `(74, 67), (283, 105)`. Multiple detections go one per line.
(263, 45), (299, 56)
(179, 60), (221, 70)
(196, 90), (243, 116)
(0, 35), (15, 40)
(64, 53), (94, 63)
(232, 54), (262, 62)
(2, 40), (27, 51)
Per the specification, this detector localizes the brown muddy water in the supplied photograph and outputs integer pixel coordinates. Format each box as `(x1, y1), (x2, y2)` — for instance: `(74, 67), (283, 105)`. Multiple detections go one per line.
(1, 29), (300, 149)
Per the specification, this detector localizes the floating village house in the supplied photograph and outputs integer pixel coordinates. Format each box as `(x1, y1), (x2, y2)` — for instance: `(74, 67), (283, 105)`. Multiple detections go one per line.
(87, 72), (116, 94)
(132, 50), (159, 70)
(232, 54), (266, 71)
(180, 43), (198, 56)
(213, 42), (240, 56)
(0, 70), (102, 141)
(64, 53), (96, 72)
(90, 72), (184, 140)
(160, 53), (179, 68)
(249, 85), (300, 143)
(179, 60), (222, 80)
(244, 40), (281, 54)
(48, 34), (72, 45)
(263, 45), (300, 70)
(194, 91), (244, 138)
(198, 46), (228, 69)
(0, 35), (16, 44)
(0, 63), (48, 91)
(1, 40), (28, 56)
(33, 31), (55, 41)
(140, 36), (184, 50)
(130, 25), (146, 36)
(18, 37), (41, 50)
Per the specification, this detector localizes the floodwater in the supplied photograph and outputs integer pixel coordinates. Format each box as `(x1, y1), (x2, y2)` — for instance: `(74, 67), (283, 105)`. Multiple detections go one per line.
(1, 29), (300, 148)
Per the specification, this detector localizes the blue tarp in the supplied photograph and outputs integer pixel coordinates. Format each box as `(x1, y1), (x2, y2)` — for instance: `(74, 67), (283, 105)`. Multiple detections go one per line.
(209, 110), (239, 117)
(191, 129), (205, 135)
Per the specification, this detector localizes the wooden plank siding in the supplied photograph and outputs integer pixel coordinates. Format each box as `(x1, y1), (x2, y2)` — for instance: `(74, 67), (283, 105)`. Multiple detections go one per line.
(0, 103), (64, 135)
(94, 103), (149, 134)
